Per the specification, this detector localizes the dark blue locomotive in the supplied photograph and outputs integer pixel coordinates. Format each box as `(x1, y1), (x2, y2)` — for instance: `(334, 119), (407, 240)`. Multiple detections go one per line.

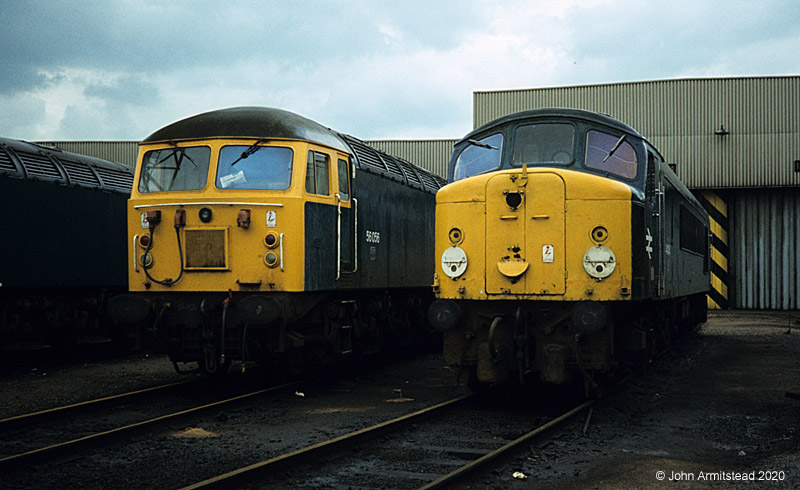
(0, 137), (133, 351)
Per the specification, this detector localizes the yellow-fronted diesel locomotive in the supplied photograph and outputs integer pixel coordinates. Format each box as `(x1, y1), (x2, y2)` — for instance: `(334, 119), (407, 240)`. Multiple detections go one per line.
(109, 107), (445, 373)
(428, 108), (709, 390)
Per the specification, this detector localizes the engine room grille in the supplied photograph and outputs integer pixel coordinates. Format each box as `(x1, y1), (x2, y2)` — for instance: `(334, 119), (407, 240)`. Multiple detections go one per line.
(184, 228), (228, 269)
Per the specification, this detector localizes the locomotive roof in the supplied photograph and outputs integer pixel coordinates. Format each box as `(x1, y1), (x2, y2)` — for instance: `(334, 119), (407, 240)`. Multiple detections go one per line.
(0, 136), (133, 193)
(143, 106), (350, 152)
(461, 108), (644, 143)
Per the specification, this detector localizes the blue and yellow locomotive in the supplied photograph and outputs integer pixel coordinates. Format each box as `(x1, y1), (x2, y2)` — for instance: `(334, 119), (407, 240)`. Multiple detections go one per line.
(428, 108), (709, 390)
(109, 107), (445, 373)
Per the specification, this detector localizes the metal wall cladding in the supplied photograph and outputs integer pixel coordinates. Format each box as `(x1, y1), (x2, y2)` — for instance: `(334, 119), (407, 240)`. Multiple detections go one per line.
(731, 188), (800, 310)
(474, 76), (800, 189)
(366, 139), (456, 179)
(35, 141), (138, 168)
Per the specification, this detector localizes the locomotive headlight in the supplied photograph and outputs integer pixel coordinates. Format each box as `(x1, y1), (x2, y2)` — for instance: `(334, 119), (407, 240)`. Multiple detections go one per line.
(583, 245), (616, 279)
(441, 246), (468, 278)
(504, 190), (523, 209)
(199, 207), (213, 223)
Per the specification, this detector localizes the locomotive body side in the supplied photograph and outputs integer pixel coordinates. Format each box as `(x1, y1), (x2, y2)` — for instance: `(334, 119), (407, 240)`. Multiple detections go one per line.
(428, 108), (709, 389)
(0, 138), (132, 349)
(109, 107), (442, 372)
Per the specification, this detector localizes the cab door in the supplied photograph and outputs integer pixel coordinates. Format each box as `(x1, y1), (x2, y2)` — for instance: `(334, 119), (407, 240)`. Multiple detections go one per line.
(643, 149), (662, 298)
(335, 156), (355, 278)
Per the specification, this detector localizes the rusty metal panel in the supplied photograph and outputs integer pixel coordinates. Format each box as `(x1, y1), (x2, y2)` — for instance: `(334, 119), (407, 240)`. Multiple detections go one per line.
(366, 139), (456, 178)
(730, 188), (800, 310)
(34, 141), (138, 168)
(474, 76), (800, 189)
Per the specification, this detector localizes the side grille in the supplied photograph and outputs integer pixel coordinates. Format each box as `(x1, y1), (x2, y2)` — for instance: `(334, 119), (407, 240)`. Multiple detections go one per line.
(60, 159), (102, 187)
(0, 147), (18, 174)
(95, 166), (134, 192)
(184, 229), (228, 269)
(17, 151), (62, 180)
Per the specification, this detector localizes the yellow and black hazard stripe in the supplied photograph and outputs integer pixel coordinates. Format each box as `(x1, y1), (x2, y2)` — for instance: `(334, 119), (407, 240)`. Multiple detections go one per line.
(697, 191), (729, 309)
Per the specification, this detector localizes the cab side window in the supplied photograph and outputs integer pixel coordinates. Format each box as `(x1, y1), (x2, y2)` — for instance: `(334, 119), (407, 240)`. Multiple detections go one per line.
(306, 151), (330, 195)
(337, 158), (350, 201)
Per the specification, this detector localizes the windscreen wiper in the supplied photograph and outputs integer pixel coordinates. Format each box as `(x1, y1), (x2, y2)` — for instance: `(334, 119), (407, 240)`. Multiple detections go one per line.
(230, 138), (268, 166)
(156, 143), (198, 170)
(466, 138), (499, 150)
(603, 134), (626, 162)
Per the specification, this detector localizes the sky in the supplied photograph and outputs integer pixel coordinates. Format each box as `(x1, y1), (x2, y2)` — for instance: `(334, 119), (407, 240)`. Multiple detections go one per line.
(1, 0), (798, 142)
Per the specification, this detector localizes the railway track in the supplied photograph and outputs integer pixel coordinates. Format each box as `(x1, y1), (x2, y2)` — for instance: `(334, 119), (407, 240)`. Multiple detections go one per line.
(180, 393), (594, 489)
(0, 376), (300, 471)
(4, 352), (598, 489)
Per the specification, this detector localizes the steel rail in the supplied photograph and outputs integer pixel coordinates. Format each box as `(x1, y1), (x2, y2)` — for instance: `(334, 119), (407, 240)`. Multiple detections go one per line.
(0, 379), (194, 430)
(417, 399), (595, 489)
(0, 380), (301, 471)
(180, 394), (474, 490)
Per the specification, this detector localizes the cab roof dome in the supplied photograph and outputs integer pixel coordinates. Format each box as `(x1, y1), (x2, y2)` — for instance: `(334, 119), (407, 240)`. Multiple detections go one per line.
(143, 107), (348, 152)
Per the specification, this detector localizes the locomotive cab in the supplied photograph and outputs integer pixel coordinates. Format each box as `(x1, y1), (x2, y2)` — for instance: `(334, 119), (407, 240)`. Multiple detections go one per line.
(128, 137), (353, 294)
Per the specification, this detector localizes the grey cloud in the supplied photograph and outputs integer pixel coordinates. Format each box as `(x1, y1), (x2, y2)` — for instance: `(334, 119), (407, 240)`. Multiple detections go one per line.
(83, 75), (161, 106)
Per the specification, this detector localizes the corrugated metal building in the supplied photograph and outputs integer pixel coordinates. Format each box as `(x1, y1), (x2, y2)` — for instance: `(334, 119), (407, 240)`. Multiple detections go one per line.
(474, 76), (800, 310)
(35, 141), (139, 169)
(367, 139), (455, 178)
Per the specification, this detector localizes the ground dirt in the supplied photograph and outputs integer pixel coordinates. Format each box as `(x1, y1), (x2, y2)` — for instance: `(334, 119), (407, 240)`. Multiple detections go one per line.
(476, 310), (800, 489)
(1, 310), (798, 489)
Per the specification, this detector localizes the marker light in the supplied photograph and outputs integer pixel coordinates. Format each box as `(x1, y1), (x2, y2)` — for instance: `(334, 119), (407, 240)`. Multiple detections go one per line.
(139, 253), (153, 267)
(264, 232), (279, 248)
(448, 228), (464, 245)
(264, 252), (279, 267)
(591, 226), (609, 243)
(139, 235), (151, 248)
